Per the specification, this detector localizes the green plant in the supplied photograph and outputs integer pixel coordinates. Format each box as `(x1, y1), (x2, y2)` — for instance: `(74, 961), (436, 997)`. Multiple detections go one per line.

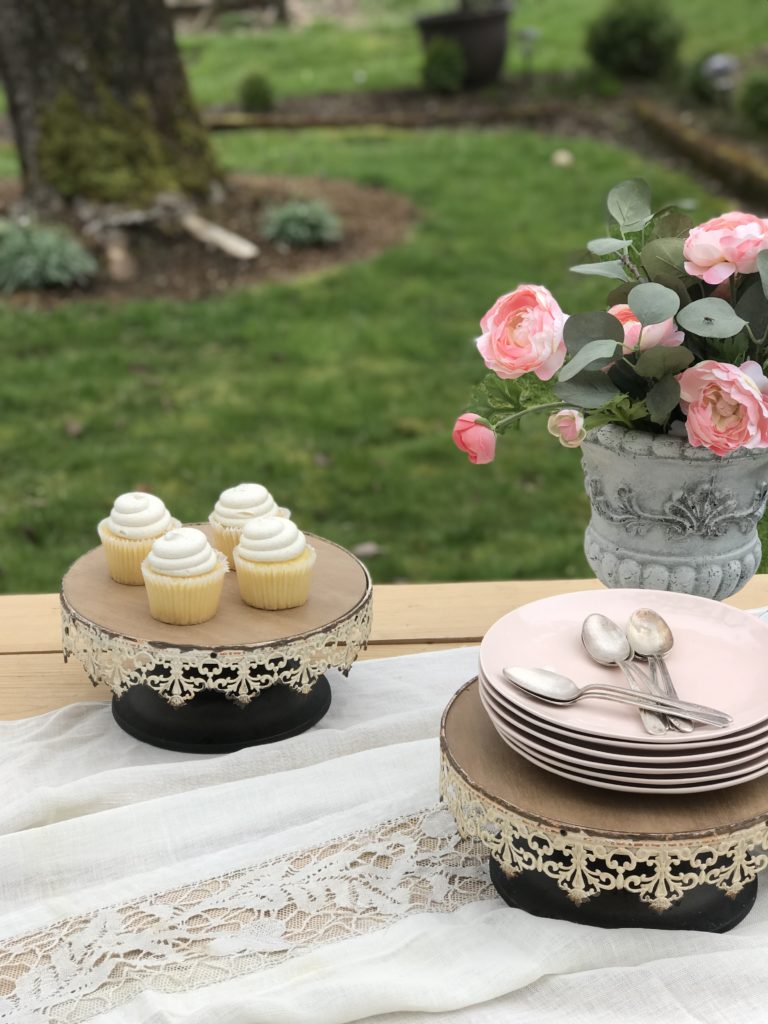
(0, 219), (97, 293)
(457, 178), (768, 461)
(587, 0), (682, 80)
(422, 36), (465, 95)
(260, 199), (343, 248)
(740, 75), (768, 134)
(239, 72), (274, 113)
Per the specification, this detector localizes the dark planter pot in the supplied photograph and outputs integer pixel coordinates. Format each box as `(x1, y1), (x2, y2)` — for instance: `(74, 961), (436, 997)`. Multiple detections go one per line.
(416, 6), (511, 88)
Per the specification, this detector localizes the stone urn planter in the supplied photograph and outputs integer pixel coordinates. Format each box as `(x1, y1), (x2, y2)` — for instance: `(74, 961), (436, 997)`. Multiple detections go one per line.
(581, 424), (768, 601)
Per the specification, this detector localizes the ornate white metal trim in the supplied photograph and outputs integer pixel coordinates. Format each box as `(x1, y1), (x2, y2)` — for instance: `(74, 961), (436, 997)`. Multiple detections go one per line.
(60, 587), (372, 707)
(440, 745), (768, 912)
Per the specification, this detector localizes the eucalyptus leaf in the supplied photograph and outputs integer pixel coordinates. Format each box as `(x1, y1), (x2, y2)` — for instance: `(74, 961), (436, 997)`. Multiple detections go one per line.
(606, 179), (652, 233)
(736, 279), (768, 339)
(587, 237), (631, 256)
(607, 359), (646, 398)
(628, 282), (680, 326)
(640, 237), (687, 281)
(570, 260), (629, 282)
(553, 372), (620, 409)
(676, 297), (748, 339)
(651, 272), (691, 309)
(645, 375), (681, 426)
(634, 346), (694, 379)
(648, 208), (694, 240)
(759, 250), (768, 300)
(563, 311), (625, 353)
(558, 339), (619, 382)
(606, 282), (632, 306)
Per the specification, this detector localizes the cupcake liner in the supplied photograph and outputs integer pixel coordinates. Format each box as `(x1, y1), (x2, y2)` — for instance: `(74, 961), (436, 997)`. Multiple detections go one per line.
(209, 507), (292, 570)
(233, 546), (316, 610)
(141, 553), (228, 625)
(98, 518), (180, 586)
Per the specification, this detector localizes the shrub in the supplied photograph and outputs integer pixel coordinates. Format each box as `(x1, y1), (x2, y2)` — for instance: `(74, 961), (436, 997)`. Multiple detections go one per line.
(239, 73), (274, 113)
(741, 75), (768, 134)
(586, 0), (682, 80)
(261, 199), (343, 248)
(0, 219), (97, 293)
(422, 36), (466, 95)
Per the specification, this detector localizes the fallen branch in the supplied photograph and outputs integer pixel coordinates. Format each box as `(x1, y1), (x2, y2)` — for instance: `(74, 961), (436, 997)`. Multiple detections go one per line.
(179, 211), (259, 259)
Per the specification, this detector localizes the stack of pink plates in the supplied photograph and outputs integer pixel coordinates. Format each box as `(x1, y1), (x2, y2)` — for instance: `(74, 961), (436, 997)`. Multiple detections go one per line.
(479, 588), (768, 794)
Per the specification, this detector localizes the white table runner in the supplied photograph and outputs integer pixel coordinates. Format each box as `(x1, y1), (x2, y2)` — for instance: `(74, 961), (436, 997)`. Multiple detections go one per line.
(1, 646), (767, 1023)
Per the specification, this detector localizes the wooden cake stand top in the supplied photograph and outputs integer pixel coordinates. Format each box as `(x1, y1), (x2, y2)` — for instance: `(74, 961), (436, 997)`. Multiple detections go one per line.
(440, 679), (768, 912)
(61, 528), (372, 706)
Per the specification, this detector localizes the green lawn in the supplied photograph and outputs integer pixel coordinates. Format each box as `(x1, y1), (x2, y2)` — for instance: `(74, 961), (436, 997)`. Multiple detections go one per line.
(182, 0), (768, 107)
(0, 126), (727, 593)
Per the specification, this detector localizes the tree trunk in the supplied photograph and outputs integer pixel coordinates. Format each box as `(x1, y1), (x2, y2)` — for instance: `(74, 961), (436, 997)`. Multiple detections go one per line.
(0, 0), (218, 208)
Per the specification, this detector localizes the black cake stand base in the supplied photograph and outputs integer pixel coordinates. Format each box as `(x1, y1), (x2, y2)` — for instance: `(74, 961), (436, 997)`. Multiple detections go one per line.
(489, 856), (758, 933)
(111, 677), (332, 754)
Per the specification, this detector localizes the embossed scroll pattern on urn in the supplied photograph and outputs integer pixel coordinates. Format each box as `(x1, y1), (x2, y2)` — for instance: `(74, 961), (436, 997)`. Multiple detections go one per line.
(581, 424), (768, 600)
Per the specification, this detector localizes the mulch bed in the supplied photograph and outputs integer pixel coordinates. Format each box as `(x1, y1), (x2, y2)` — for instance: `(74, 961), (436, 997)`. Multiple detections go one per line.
(0, 174), (418, 308)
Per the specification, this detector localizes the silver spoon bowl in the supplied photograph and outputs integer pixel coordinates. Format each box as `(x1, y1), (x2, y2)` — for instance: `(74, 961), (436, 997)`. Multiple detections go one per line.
(581, 613), (668, 735)
(626, 608), (693, 733)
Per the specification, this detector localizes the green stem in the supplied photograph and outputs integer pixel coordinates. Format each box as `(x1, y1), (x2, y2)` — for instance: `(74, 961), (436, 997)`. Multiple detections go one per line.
(494, 402), (570, 432)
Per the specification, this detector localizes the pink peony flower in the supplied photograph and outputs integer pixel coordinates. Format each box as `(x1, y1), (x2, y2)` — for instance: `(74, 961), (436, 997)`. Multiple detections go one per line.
(608, 304), (684, 354)
(477, 284), (567, 381)
(677, 360), (768, 456)
(452, 413), (496, 464)
(683, 212), (768, 285)
(547, 409), (586, 448)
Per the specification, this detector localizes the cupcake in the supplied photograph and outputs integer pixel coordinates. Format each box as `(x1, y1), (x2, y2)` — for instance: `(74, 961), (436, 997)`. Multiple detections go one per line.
(98, 492), (179, 585)
(141, 527), (228, 625)
(234, 517), (315, 610)
(209, 483), (290, 568)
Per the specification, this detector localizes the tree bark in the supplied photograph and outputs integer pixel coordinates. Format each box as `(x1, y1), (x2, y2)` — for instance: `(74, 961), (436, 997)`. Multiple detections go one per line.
(0, 0), (218, 207)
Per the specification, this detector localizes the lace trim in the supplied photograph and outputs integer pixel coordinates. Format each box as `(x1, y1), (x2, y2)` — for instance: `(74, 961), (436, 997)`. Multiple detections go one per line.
(60, 589), (372, 706)
(440, 749), (768, 912)
(0, 807), (492, 1023)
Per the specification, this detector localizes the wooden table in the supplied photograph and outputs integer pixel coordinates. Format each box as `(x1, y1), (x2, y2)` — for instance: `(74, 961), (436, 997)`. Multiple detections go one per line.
(3, 576), (768, 720)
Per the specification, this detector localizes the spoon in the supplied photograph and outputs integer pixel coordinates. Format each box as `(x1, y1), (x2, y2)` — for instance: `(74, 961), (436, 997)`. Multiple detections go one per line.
(626, 608), (693, 733)
(502, 667), (732, 728)
(581, 613), (668, 735)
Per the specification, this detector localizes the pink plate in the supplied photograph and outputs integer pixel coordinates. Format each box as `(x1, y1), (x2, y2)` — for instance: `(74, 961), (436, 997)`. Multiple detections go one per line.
(479, 588), (768, 746)
(479, 669), (768, 762)
(479, 681), (768, 779)
(488, 716), (768, 795)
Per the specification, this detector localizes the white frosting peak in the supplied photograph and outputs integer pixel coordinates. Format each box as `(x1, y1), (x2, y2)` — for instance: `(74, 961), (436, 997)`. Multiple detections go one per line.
(105, 492), (173, 540)
(146, 527), (221, 577)
(236, 517), (307, 563)
(211, 483), (279, 528)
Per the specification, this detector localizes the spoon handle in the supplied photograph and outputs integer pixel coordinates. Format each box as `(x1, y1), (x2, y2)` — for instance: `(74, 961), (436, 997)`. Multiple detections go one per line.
(651, 656), (694, 733)
(617, 661), (668, 735)
(582, 684), (731, 727)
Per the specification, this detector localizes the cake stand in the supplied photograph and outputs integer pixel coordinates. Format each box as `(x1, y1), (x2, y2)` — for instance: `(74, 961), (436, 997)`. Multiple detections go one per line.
(61, 528), (372, 753)
(440, 679), (768, 932)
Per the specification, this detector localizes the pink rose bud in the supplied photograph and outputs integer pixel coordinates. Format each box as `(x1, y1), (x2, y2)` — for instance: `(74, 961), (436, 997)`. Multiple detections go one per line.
(683, 212), (768, 285)
(476, 283), (567, 382)
(677, 360), (768, 456)
(547, 409), (586, 449)
(608, 304), (684, 354)
(452, 413), (496, 465)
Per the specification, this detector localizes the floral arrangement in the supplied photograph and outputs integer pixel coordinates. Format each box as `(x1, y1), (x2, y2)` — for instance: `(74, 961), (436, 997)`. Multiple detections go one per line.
(453, 179), (768, 463)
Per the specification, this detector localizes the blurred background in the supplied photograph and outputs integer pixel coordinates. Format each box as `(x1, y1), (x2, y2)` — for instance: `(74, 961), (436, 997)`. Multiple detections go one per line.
(0, 0), (766, 593)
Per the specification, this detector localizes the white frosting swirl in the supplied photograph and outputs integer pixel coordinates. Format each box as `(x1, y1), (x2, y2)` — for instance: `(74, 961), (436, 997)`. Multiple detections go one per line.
(237, 517), (307, 563)
(105, 492), (173, 540)
(211, 483), (279, 528)
(146, 527), (220, 577)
